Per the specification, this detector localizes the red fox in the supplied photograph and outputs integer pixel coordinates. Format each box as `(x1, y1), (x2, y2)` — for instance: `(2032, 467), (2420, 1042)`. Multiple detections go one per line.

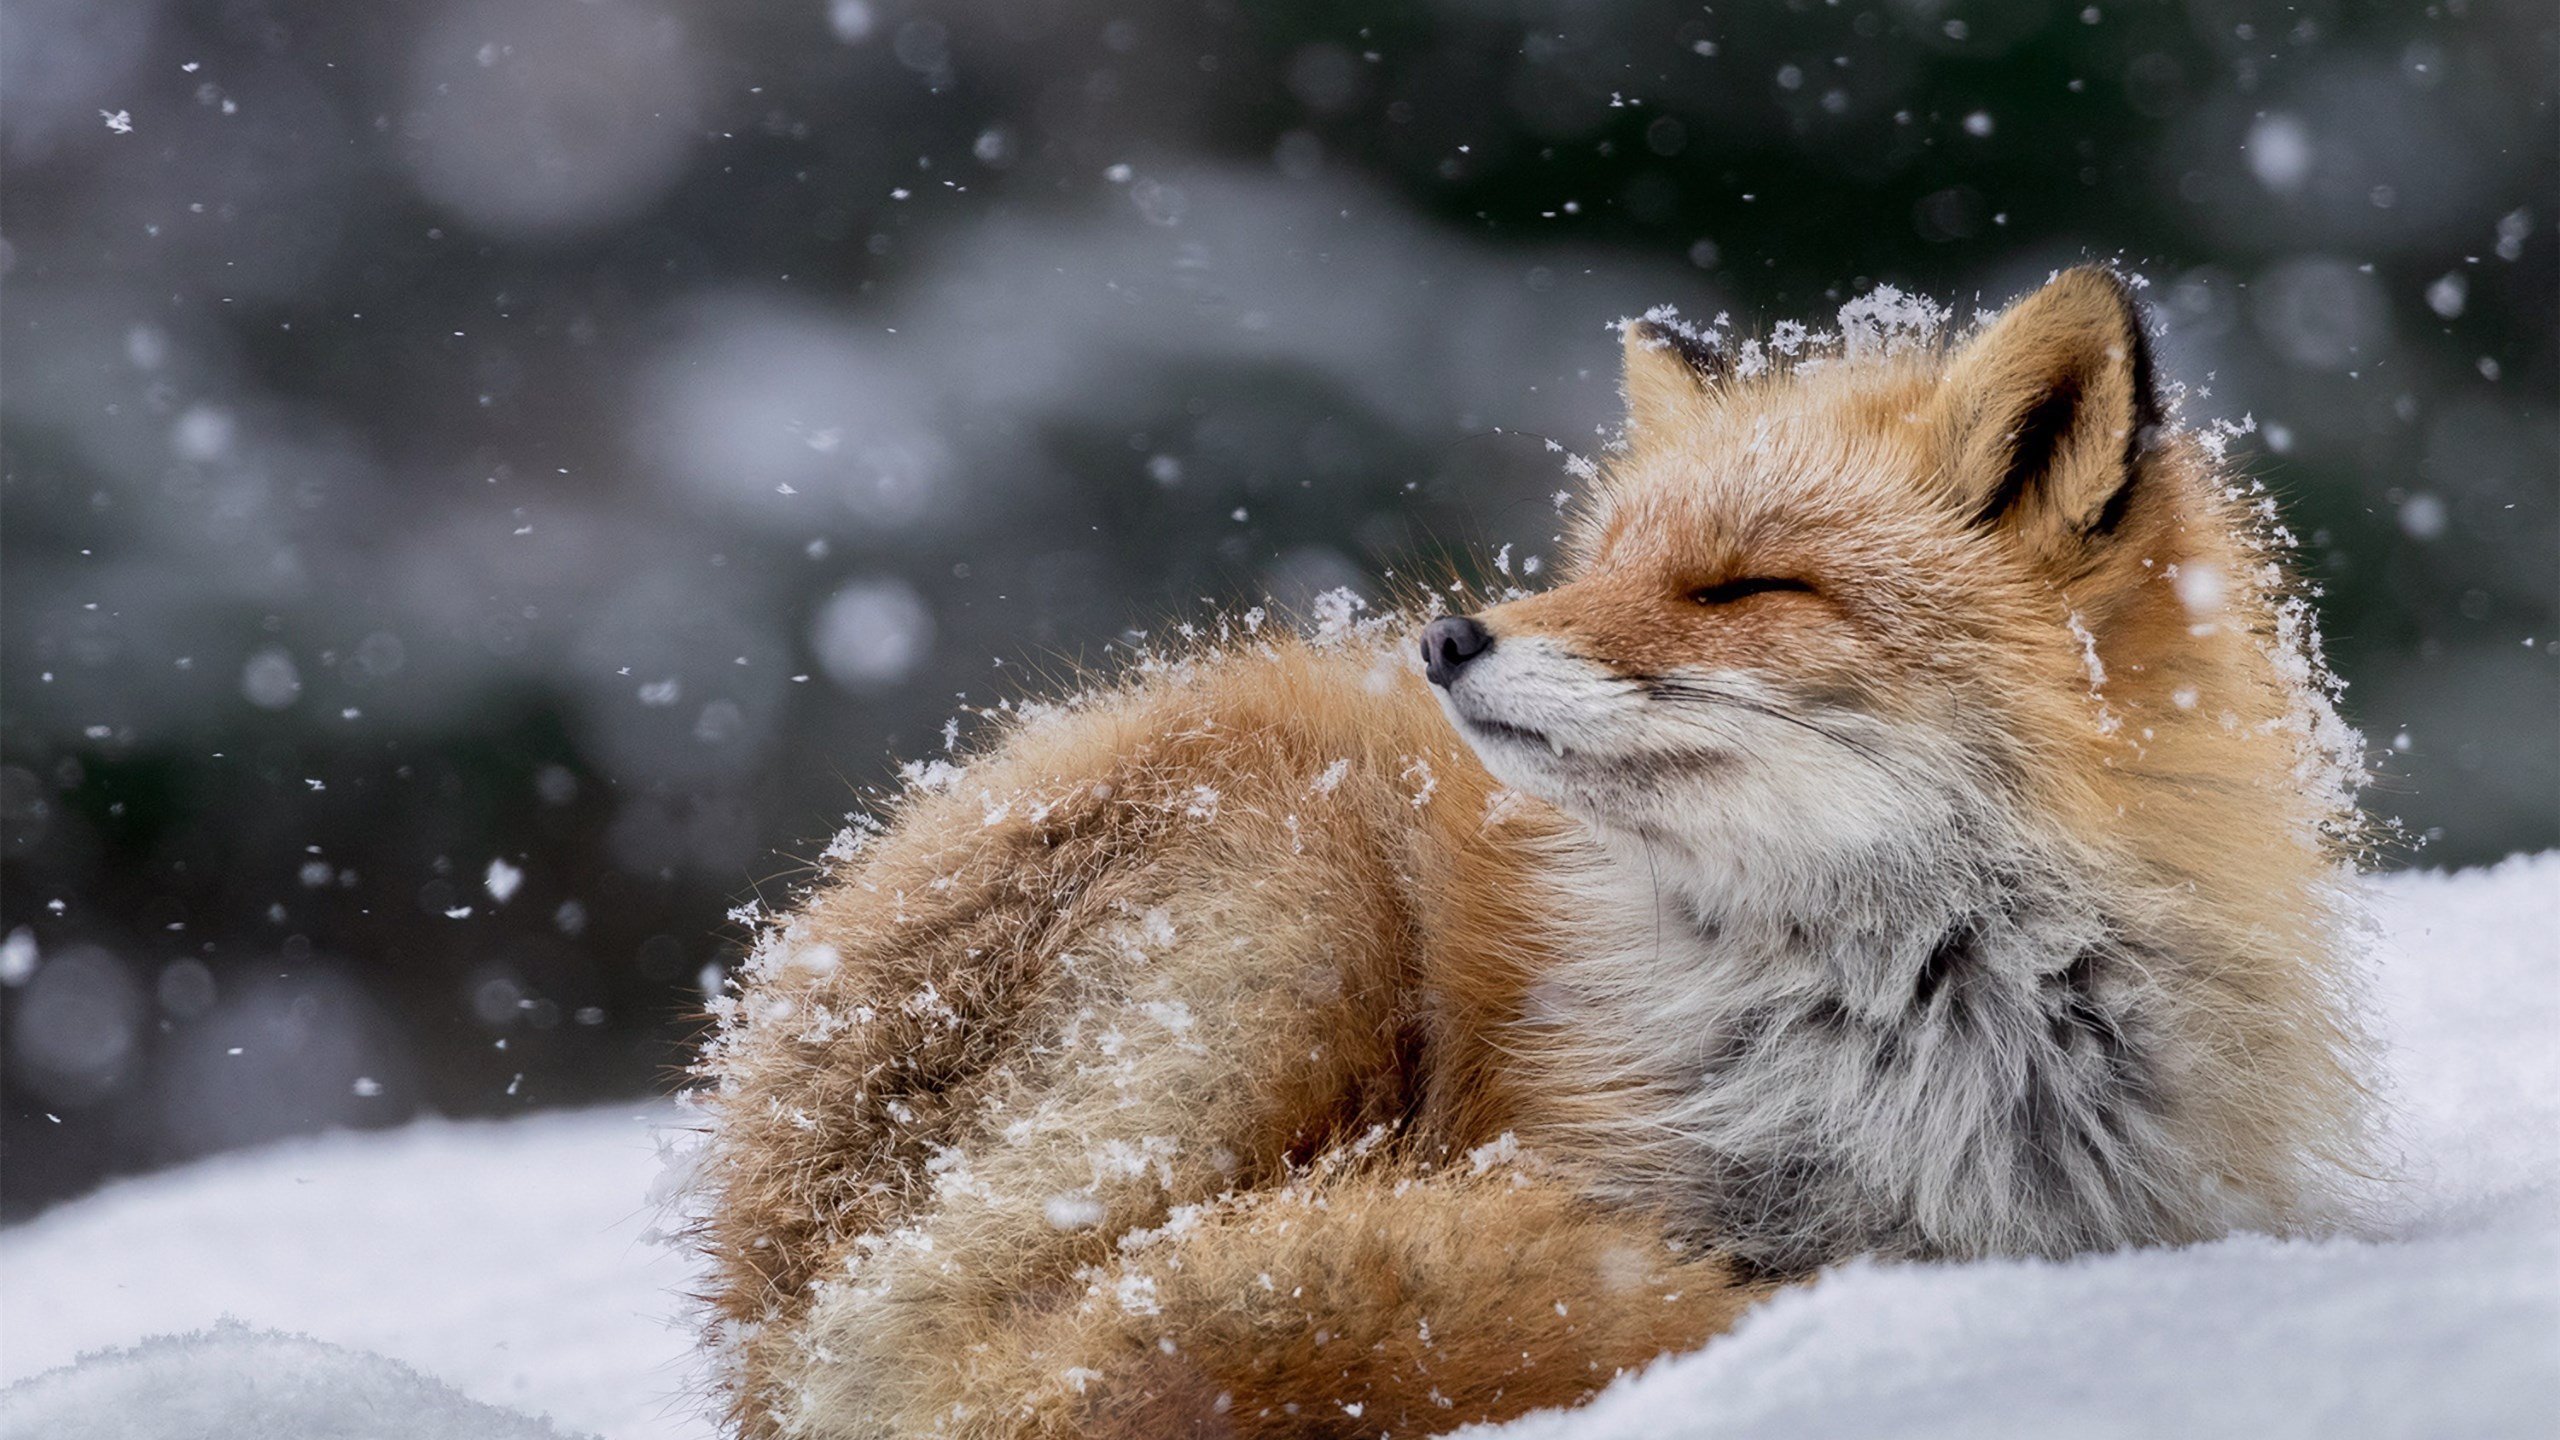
(690, 268), (2373, 1439)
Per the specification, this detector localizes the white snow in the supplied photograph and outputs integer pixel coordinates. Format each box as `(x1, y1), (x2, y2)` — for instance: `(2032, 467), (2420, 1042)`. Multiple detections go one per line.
(1308, 585), (1369, 646)
(2244, 112), (2314, 193)
(1043, 1192), (1108, 1232)
(484, 857), (525, 903)
(240, 645), (303, 709)
(825, 0), (874, 45)
(2425, 271), (2470, 320)
(810, 576), (935, 692)
(2398, 493), (2450, 542)
(2494, 208), (2531, 262)
(0, 1107), (699, 1438)
(1834, 284), (1949, 359)
(1, 1322), (579, 1439)
(2171, 558), (2229, 617)
(4, 859), (2553, 1438)
(0, 927), (35, 986)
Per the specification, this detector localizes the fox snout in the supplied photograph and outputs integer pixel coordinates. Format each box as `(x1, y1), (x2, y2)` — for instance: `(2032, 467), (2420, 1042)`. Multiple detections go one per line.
(1419, 615), (1494, 688)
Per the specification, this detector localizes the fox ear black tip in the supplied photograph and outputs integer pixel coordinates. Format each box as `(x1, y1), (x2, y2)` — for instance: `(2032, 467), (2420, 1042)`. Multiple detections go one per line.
(1619, 316), (1672, 360)
(1622, 315), (1728, 384)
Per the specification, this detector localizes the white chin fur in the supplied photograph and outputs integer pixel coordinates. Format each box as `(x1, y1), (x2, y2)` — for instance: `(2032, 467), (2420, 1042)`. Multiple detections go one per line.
(1436, 639), (1960, 902)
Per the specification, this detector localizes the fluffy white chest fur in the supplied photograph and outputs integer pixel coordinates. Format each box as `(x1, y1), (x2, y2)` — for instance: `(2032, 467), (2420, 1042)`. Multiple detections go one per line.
(1519, 820), (2236, 1272)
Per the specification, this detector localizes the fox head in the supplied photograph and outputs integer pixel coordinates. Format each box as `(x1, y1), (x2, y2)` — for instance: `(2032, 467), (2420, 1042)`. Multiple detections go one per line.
(1424, 267), (2338, 909)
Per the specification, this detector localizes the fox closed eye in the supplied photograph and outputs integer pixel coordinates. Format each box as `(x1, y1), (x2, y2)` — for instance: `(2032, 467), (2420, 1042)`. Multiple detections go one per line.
(1687, 576), (1815, 606)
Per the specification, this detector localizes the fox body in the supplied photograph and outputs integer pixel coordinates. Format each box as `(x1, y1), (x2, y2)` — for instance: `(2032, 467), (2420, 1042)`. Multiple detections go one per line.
(693, 270), (2371, 1439)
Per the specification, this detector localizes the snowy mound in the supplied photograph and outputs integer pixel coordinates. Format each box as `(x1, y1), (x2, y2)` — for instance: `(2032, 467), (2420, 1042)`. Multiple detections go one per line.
(0, 1106), (697, 1439)
(2, 858), (2552, 1439)
(1, 1321), (584, 1440)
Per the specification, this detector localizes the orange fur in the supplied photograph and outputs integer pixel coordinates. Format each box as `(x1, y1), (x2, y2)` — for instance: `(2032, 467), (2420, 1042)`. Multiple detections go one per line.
(690, 269), (2371, 1438)
(692, 639), (1731, 1436)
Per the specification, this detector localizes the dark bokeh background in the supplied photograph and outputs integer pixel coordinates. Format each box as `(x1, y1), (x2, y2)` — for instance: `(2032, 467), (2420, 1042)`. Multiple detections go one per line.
(3, 0), (2552, 1219)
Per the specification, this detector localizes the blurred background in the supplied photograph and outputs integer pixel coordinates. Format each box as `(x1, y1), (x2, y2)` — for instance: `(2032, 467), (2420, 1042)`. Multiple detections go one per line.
(2, 0), (2551, 1219)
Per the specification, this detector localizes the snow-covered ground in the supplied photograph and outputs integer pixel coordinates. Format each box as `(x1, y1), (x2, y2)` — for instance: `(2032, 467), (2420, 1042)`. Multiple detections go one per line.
(5, 857), (2554, 1438)
(0, 1106), (700, 1438)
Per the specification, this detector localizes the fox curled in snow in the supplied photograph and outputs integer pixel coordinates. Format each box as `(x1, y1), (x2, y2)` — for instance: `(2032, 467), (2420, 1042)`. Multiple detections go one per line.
(690, 267), (2375, 1439)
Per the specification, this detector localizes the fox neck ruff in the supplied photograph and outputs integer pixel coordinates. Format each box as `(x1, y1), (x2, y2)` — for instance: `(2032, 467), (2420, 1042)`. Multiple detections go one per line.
(1519, 809), (2242, 1273)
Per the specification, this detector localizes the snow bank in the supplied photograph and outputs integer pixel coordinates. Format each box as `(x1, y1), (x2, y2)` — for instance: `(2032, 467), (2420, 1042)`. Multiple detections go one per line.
(2, 859), (2551, 1438)
(2, 1321), (581, 1439)
(0, 1106), (697, 1439)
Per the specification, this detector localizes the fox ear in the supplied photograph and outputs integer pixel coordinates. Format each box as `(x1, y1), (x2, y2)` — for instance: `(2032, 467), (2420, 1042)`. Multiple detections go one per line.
(1620, 314), (1726, 440)
(1935, 267), (2161, 559)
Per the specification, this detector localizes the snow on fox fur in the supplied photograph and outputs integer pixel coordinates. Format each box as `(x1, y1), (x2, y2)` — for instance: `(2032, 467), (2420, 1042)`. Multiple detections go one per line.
(689, 268), (2376, 1439)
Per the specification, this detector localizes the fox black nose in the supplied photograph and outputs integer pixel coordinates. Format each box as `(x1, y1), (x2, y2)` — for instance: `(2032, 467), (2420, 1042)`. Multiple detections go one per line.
(1420, 616), (1494, 688)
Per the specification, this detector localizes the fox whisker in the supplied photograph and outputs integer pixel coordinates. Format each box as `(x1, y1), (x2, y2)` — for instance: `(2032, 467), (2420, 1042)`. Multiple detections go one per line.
(1635, 677), (1894, 772)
